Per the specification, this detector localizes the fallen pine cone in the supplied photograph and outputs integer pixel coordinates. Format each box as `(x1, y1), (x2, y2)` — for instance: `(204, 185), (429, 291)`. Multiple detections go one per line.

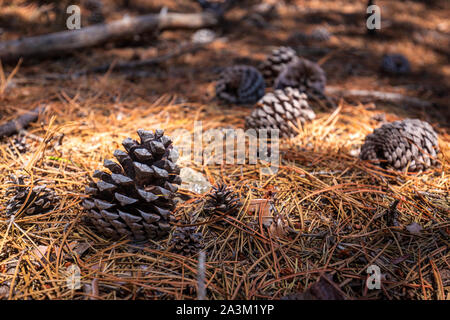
(274, 57), (327, 98)
(215, 65), (265, 105)
(170, 223), (204, 256)
(245, 87), (315, 138)
(4, 175), (59, 217)
(203, 183), (241, 223)
(81, 129), (182, 241)
(259, 46), (298, 86)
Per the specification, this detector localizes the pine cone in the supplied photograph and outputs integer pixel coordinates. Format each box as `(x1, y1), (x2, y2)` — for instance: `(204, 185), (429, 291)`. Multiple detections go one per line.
(88, 11), (105, 24)
(8, 135), (28, 155)
(204, 184), (241, 222)
(245, 87), (315, 138)
(81, 129), (182, 241)
(274, 58), (327, 97)
(381, 54), (410, 75)
(259, 46), (298, 86)
(191, 29), (216, 44)
(4, 175), (58, 217)
(170, 224), (203, 256)
(215, 65), (265, 105)
(360, 119), (439, 171)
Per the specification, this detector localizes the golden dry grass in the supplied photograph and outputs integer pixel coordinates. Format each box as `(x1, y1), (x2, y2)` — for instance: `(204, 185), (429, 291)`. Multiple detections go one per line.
(0, 94), (448, 299)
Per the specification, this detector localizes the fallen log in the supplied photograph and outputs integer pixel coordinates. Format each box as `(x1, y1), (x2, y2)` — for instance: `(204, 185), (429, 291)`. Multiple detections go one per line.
(0, 12), (218, 62)
(0, 106), (45, 137)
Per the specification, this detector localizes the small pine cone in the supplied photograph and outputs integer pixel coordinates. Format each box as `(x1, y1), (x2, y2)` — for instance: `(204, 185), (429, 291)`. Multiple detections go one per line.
(381, 54), (410, 75)
(191, 28), (216, 44)
(204, 184), (241, 221)
(360, 119), (439, 171)
(215, 65), (265, 105)
(81, 129), (182, 242)
(4, 175), (58, 217)
(274, 58), (327, 97)
(170, 224), (203, 256)
(8, 135), (29, 154)
(245, 87), (315, 138)
(259, 46), (298, 86)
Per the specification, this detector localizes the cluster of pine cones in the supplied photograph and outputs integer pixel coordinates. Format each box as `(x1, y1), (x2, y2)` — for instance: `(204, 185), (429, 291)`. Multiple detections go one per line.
(215, 46), (326, 138)
(1, 46), (441, 260)
(79, 129), (245, 255)
(2, 120), (440, 256)
(214, 46), (440, 169)
(168, 183), (241, 255)
(2, 128), (245, 257)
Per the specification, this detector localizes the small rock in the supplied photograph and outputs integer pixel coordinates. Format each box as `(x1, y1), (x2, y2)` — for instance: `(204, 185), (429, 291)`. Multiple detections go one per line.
(192, 29), (216, 44)
(180, 167), (211, 194)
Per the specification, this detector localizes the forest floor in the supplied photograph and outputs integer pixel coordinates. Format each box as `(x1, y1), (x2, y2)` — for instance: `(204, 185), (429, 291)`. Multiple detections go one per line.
(0, 0), (449, 300)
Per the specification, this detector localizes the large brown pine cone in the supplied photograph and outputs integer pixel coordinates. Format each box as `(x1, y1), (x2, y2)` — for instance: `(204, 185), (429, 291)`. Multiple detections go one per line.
(81, 129), (182, 241)
(8, 135), (29, 155)
(274, 58), (327, 97)
(360, 119), (440, 171)
(4, 175), (58, 217)
(215, 65), (265, 105)
(245, 87), (315, 138)
(170, 224), (204, 256)
(203, 184), (241, 222)
(259, 46), (298, 86)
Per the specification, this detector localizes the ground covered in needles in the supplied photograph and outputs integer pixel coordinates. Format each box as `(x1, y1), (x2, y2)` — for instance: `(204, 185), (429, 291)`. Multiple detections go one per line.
(0, 0), (449, 300)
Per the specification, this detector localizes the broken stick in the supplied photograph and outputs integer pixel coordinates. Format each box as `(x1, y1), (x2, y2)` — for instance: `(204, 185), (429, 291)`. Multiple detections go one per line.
(0, 12), (217, 62)
(0, 106), (45, 137)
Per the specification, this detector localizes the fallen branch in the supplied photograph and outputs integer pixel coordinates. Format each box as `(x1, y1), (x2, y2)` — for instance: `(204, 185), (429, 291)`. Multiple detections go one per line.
(0, 106), (45, 138)
(0, 12), (217, 62)
(326, 87), (433, 109)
